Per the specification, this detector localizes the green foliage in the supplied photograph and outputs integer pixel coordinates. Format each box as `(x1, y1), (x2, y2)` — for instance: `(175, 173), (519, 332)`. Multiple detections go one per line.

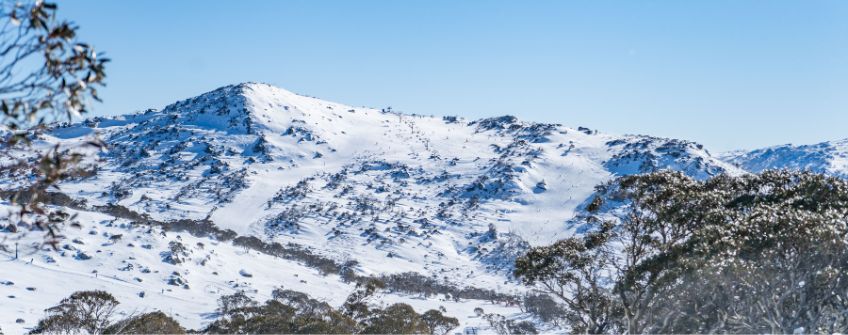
(484, 313), (538, 335)
(377, 272), (516, 303)
(35, 285), (464, 334)
(32, 291), (188, 335)
(31, 290), (119, 334)
(104, 311), (185, 334)
(342, 278), (385, 321)
(216, 291), (256, 315)
(521, 294), (566, 325)
(205, 288), (359, 334)
(422, 309), (460, 335)
(516, 170), (848, 333)
(514, 223), (620, 333)
(360, 303), (430, 334)
(206, 287), (461, 334)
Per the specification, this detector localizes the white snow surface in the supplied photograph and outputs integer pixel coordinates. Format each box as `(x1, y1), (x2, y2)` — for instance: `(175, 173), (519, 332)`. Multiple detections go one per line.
(721, 138), (848, 178)
(0, 83), (749, 333)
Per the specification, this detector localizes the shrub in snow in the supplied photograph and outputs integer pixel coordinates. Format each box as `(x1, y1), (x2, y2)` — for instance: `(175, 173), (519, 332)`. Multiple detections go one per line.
(161, 241), (188, 265)
(74, 251), (92, 260)
(167, 271), (187, 287)
(206, 288), (357, 334)
(422, 309), (460, 335)
(484, 313), (538, 335)
(31, 290), (118, 334)
(216, 290), (256, 315)
(105, 311), (185, 334)
(360, 303), (430, 334)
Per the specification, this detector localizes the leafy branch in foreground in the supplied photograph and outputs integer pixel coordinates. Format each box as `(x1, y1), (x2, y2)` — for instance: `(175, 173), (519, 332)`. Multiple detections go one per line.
(0, 0), (107, 245)
(0, 0), (107, 129)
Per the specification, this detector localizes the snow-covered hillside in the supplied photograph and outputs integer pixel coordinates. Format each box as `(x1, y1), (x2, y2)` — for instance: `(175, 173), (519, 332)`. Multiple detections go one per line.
(722, 139), (848, 178)
(0, 83), (746, 333)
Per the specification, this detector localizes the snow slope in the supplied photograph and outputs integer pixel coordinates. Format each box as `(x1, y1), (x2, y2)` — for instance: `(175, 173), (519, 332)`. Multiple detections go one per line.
(721, 139), (848, 178)
(0, 83), (746, 332)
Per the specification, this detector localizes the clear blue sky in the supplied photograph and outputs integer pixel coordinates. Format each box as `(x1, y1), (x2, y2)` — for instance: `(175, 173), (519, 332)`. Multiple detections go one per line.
(58, 1), (847, 151)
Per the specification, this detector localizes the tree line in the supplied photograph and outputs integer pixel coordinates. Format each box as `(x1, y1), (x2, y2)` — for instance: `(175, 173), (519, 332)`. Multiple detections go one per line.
(27, 283), (460, 335)
(516, 170), (848, 333)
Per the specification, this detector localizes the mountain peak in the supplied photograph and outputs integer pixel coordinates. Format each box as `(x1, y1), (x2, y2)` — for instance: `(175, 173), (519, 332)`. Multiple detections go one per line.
(7, 82), (841, 334)
(142, 82), (342, 136)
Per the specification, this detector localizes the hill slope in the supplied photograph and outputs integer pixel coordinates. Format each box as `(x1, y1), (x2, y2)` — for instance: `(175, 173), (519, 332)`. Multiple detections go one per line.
(722, 139), (848, 178)
(0, 83), (745, 333)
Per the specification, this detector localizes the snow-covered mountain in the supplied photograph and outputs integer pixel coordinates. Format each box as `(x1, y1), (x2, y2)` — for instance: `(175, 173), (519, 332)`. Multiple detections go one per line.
(721, 139), (848, 178)
(0, 83), (748, 333)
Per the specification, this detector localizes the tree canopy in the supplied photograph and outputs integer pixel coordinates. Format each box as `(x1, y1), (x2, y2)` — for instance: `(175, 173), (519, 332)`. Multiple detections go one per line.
(516, 170), (848, 333)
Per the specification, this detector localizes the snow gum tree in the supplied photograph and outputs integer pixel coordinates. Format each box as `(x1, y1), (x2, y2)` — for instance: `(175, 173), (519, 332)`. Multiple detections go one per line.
(31, 290), (119, 334)
(516, 170), (848, 334)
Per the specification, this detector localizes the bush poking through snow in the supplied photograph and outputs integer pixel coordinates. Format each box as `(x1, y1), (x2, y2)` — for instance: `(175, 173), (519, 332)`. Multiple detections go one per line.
(421, 309), (460, 335)
(359, 303), (430, 334)
(103, 311), (185, 334)
(30, 290), (119, 334)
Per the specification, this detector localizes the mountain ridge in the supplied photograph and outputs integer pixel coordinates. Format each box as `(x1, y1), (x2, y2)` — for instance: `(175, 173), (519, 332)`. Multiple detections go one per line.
(721, 138), (848, 178)
(0, 82), (833, 333)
